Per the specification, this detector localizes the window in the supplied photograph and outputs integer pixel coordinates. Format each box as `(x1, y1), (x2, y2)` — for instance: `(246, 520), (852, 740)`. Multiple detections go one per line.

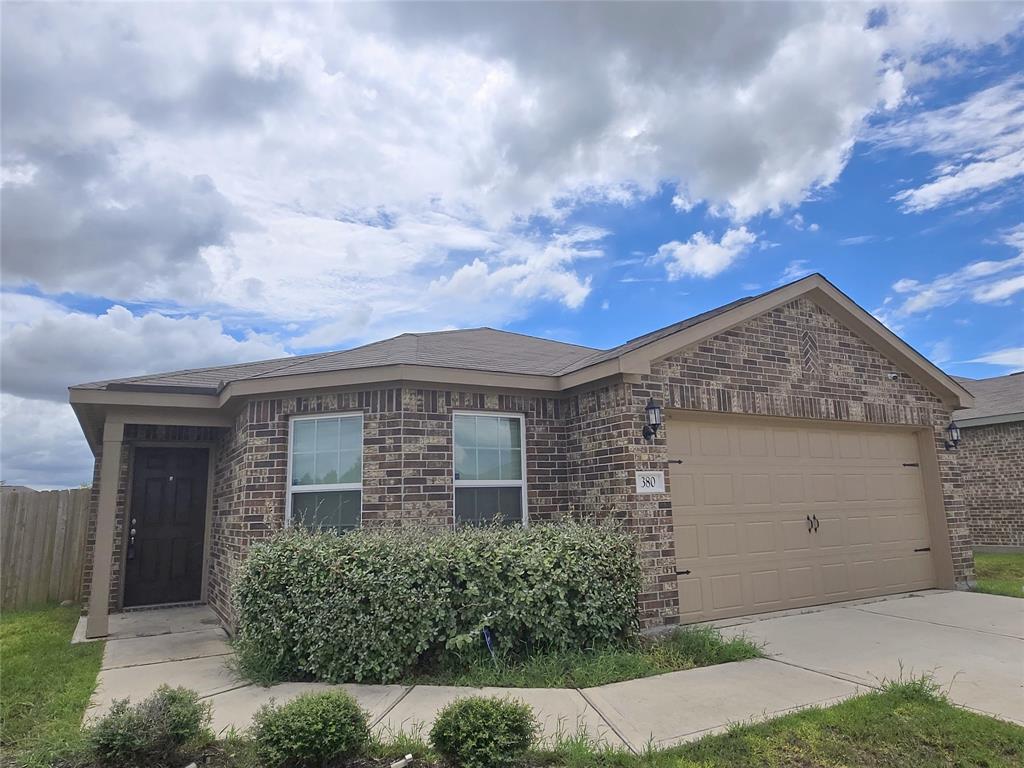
(453, 412), (526, 527)
(287, 414), (362, 533)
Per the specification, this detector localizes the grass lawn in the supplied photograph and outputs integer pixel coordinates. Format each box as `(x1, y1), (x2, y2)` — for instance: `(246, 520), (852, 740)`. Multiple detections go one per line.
(0, 604), (103, 768)
(974, 552), (1024, 598)
(406, 626), (761, 689)
(575, 679), (1024, 768)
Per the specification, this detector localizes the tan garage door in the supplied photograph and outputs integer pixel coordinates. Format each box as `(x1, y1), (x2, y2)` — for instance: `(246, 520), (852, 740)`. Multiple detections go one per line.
(668, 412), (935, 622)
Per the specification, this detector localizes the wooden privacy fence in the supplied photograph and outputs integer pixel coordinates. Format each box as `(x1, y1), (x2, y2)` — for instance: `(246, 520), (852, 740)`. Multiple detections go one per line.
(1, 488), (91, 610)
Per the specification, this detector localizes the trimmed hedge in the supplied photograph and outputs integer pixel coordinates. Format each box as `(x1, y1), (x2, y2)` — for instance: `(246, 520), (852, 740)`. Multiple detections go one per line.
(251, 690), (370, 767)
(430, 696), (538, 768)
(234, 522), (641, 683)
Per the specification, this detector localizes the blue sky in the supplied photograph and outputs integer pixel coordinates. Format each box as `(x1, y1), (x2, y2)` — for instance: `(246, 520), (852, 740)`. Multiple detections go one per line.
(2, 2), (1023, 487)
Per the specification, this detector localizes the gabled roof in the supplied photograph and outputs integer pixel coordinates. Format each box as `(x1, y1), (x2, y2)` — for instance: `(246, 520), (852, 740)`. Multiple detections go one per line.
(953, 372), (1024, 426)
(73, 328), (600, 393)
(69, 273), (974, 450)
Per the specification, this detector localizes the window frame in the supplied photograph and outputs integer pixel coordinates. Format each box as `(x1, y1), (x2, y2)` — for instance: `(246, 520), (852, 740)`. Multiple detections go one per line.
(285, 411), (364, 530)
(451, 410), (528, 527)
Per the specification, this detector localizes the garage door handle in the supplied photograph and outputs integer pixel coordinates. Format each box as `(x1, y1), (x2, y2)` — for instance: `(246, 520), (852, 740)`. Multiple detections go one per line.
(807, 515), (813, 532)
(812, 515), (819, 532)
(676, 569), (691, 575)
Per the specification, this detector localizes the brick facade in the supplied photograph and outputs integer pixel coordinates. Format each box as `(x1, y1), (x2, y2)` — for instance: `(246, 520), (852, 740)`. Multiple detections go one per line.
(958, 421), (1024, 549)
(82, 295), (974, 629)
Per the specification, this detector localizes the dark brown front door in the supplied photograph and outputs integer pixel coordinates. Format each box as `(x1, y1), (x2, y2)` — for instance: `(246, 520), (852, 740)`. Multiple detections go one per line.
(124, 447), (209, 607)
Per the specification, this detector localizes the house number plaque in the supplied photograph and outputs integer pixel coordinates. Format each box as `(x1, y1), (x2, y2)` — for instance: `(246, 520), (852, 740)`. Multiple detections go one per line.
(635, 470), (665, 494)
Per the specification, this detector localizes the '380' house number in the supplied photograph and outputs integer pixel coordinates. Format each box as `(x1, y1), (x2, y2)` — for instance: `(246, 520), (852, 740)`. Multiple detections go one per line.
(635, 471), (665, 494)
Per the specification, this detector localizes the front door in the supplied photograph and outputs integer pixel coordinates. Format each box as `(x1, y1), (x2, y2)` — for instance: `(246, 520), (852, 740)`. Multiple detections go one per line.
(124, 447), (209, 607)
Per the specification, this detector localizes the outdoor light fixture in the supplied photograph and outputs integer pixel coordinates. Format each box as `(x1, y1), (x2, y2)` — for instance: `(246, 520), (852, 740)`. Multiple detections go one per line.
(642, 397), (663, 442)
(944, 420), (961, 451)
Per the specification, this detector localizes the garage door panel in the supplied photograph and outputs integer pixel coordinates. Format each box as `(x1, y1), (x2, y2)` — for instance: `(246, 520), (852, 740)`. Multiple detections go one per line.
(745, 521), (776, 554)
(668, 413), (935, 622)
(705, 523), (739, 557)
(702, 474), (735, 505)
(741, 474), (772, 504)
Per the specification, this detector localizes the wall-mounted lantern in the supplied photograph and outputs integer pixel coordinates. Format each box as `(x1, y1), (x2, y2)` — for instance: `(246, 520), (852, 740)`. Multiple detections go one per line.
(642, 398), (663, 443)
(944, 420), (961, 451)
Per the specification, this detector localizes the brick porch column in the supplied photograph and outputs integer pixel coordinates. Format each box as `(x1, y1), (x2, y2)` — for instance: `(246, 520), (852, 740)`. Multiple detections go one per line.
(85, 417), (124, 639)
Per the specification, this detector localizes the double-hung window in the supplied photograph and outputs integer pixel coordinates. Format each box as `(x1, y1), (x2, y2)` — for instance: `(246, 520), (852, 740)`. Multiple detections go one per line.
(287, 413), (363, 533)
(453, 412), (526, 527)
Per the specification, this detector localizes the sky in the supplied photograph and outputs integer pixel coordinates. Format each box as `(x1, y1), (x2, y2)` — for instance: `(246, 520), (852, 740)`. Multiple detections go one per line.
(2, 2), (1023, 488)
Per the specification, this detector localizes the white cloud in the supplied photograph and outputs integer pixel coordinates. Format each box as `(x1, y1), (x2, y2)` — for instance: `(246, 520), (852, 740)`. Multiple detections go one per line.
(968, 347), (1024, 369)
(927, 339), (953, 364)
(876, 226), (1024, 323)
(0, 294), (288, 402)
(778, 259), (814, 284)
(972, 274), (1024, 303)
(839, 234), (878, 246)
(0, 394), (94, 488)
(655, 227), (757, 280)
(874, 76), (1024, 212)
(787, 213), (819, 232)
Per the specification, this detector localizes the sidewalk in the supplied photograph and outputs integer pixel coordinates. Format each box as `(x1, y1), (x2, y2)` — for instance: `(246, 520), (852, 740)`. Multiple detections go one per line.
(82, 606), (863, 752)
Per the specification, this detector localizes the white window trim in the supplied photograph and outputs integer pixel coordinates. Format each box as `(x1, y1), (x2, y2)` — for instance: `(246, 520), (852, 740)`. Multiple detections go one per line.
(452, 410), (528, 527)
(285, 412), (364, 529)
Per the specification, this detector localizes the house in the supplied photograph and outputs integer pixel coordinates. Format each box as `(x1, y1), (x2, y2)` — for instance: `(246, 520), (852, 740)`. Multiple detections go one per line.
(953, 372), (1024, 552)
(70, 274), (975, 639)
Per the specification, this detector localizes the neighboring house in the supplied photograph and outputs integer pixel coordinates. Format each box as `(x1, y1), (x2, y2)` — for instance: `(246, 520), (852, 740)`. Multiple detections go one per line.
(0, 484), (37, 494)
(953, 372), (1024, 552)
(71, 274), (975, 639)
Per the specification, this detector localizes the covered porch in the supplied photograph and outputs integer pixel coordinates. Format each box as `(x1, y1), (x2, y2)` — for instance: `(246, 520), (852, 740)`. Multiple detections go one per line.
(71, 398), (233, 639)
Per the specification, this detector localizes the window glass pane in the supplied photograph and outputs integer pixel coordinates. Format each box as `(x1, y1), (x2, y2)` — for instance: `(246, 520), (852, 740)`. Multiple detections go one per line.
(292, 490), (360, 533)
(496, 418), (521, 449)
(475, 448), (500, 480)
(455, 487), (523, 527)
(314, 451), (340, 484)
(454, 415), (476, 450)
(292, 453), (316, 486)
(339, 417), (362, 450)
(316, 419), (340, 453)
(454, 445), (475, 481)
(475, 416), (499, 449)
(499, 448), (523, 481)
(293, 420), (316, 453)
(338, 448), (361, 484)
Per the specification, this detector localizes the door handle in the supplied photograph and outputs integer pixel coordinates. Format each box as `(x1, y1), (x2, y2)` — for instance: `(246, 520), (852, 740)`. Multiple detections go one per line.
(812, 515), (819, 532)
(676, 569), (691, 576)
(807, 515), (813, 533)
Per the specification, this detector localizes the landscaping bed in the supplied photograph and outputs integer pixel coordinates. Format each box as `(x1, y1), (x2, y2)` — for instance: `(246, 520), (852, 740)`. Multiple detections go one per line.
(974, 552), (1024, 598)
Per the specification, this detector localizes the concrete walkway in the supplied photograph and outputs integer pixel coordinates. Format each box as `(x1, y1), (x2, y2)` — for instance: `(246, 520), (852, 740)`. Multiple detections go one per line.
(82, 590), (1023, 752)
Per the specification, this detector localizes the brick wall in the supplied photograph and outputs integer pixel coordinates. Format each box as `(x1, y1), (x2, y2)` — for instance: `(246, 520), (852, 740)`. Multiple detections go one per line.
(958, 421), (1024, 549)
(204, 386), (568, 625)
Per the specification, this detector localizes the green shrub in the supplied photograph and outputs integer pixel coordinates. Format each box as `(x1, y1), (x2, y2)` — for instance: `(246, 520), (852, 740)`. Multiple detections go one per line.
(250, 690), (370, 767)
(430, 696), (538, 768)
(86, 685), (212, 767)
(234, 521), (641, 683)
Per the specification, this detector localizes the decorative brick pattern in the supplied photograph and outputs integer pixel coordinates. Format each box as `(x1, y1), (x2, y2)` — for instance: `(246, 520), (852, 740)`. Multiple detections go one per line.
(958, 421), (1024, 549)
(82, 295), (974, 630)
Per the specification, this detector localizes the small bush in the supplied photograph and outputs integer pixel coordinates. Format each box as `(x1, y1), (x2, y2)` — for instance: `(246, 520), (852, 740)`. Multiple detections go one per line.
(430, 696), (538, 768)
(234, 522), (641, 683)
(250, 690), (370, 767)
(86, 685), (212, 767)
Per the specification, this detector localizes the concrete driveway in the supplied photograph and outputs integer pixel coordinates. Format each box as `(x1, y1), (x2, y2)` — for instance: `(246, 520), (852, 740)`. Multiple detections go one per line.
(81, 590), (1023, 752)
(716, 590), (1024, 725)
